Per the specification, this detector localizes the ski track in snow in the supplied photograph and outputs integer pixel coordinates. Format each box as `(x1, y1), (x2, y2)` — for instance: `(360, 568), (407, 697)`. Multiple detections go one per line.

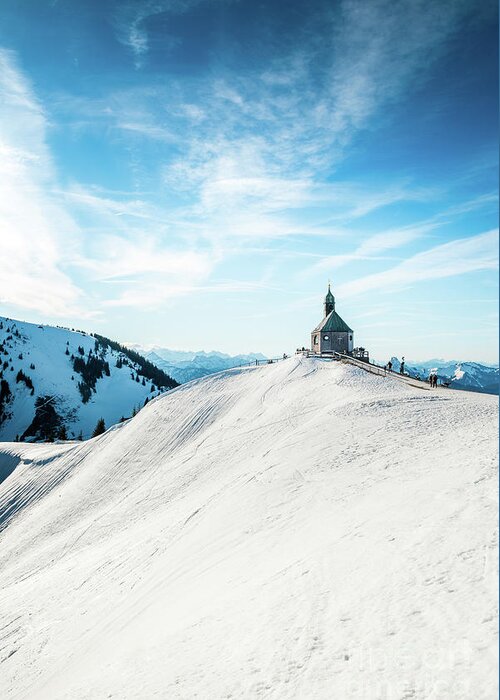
(0, 356), (497, 699)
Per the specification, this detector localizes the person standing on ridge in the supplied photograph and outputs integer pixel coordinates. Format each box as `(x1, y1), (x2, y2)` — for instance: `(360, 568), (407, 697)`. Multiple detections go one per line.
(400, 357), (405, 375)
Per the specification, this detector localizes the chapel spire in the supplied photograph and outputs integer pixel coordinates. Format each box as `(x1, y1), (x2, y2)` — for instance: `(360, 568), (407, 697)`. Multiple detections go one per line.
(324, 283), (335, 317)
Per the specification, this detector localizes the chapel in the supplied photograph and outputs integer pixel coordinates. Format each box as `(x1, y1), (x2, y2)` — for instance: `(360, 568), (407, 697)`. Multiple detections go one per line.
(310, 284), (353, 355)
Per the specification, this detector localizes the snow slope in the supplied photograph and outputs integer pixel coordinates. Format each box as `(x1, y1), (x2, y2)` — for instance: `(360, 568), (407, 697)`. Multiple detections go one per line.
(0, 357), (497, 699)
(0, 317), (176, 441)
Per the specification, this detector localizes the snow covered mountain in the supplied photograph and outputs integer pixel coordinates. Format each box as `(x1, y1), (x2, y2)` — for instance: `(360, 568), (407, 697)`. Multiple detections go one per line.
(384, 356), (499, 395)
(130, 344), (267, 383)
(0, 356), (497, 698)
(0, 317), (177, 442)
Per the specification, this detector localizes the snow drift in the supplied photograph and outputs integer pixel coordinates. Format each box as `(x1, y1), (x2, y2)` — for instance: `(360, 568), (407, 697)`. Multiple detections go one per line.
(0, 356), (497, 699)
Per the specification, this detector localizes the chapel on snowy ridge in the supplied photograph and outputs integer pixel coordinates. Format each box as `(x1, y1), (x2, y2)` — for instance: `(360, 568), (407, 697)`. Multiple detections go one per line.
(310, 284), (354, 355)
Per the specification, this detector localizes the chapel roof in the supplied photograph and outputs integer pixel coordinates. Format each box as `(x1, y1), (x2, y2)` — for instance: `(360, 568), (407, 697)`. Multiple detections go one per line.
(313, 309), (353, 334)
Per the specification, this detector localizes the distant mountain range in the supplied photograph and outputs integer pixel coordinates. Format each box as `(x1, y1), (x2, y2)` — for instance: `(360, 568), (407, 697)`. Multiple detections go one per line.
(0, 317), (177, 442)
(384, 357), (499, 395)
(128, 345), (267, 384)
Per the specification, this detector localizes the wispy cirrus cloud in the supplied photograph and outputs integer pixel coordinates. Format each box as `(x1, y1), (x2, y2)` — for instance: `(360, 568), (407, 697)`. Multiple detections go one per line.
(337, 229), (499, 298)
(62, 184), (216, 306)
(0, 51), (216, 316)
(0, 49), (91, 318)
(112, 0), (218, 68)
(51, 0), (479, 259)
(306, 223), (439, 275)
(78, 234), (212, 282)
(126, 0), (474, 243)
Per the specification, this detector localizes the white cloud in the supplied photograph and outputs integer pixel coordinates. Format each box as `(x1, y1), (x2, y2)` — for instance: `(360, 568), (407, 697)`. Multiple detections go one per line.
(355, 228), (430, 256)
(64, 186), (216, 306)
(0, 50), (91, 318)
(115, 121), (176, 142)
(308, 223), (437, 275)
(0, 51), (217, 316)
(437, 193), (499, 218)
(113, 0), (218, 68)
(80, 235), (212, 282)
(61, 185), (159, 221)
(52, 0), (478, 263)
(337, 229), (499, 297)
(140, 0), (475, 248)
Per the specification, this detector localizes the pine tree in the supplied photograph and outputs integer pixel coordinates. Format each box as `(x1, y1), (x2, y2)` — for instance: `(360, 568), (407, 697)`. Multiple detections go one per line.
(77, 431), (83, 441)
(58, 425), (68, 440)
(92, 418), (106, 437)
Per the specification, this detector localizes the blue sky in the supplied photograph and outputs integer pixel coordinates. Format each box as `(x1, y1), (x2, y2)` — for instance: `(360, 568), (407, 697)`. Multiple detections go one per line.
(0, 0), (497, 361)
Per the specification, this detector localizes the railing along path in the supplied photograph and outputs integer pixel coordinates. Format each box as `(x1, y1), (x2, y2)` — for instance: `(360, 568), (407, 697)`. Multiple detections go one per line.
(334, 352), (433, 391)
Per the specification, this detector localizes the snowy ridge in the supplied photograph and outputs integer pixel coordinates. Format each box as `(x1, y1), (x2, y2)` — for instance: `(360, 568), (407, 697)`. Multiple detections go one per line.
(0, 317), (177, 442)
(0, 357), (497, 699)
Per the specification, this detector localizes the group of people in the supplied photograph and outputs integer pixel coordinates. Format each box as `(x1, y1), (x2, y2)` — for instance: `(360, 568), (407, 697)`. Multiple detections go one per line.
(385, 356), (405, 375)
(385, 357), (439, 388)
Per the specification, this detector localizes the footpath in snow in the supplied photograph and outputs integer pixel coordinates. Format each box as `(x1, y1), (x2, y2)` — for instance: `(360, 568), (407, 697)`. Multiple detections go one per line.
(0, 356), (497, 699)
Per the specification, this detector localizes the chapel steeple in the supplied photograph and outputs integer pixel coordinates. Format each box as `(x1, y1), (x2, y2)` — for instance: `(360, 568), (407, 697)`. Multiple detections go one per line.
(324, 283), (335, 317)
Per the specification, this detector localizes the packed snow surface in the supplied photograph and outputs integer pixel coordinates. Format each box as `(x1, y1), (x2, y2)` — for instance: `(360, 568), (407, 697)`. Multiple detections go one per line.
(0, 357), (497, 699)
